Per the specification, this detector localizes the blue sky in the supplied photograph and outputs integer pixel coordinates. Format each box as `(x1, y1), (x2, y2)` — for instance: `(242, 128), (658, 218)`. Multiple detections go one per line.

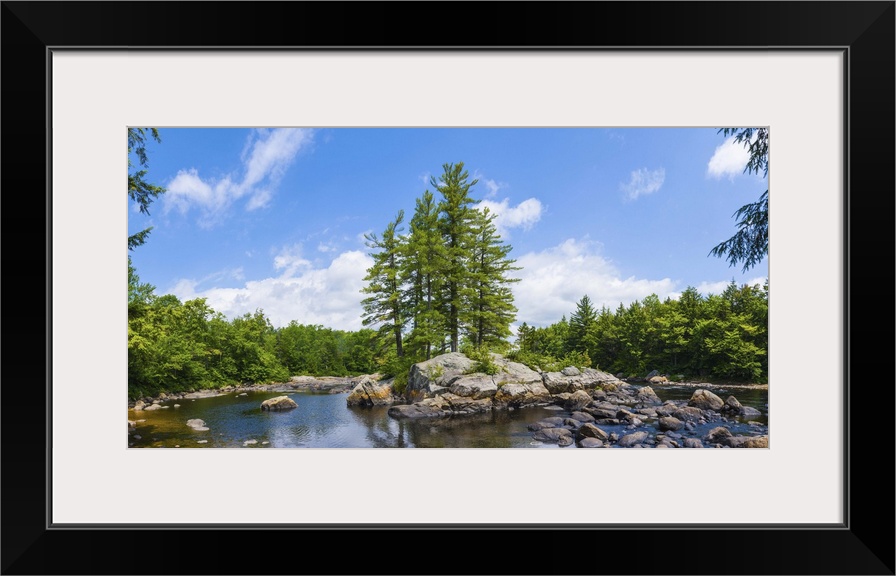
(128, 128), (768, 331)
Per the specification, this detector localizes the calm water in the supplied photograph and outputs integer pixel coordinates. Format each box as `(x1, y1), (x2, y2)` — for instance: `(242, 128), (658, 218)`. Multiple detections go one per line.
(128, 385), (768, 448)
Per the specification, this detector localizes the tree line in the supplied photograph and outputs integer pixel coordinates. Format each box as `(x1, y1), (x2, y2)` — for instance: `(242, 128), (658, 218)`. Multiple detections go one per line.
(128, 260), (381, 399)
(512, 280), (768, 383)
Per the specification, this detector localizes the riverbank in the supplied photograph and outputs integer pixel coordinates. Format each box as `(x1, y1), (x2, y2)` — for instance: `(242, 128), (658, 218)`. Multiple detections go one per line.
(128, 375), (370, 410)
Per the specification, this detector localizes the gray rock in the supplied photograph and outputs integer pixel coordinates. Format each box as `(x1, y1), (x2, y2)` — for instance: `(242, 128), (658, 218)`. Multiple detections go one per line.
(127, 420), (136, 431)
(388, 402), (447, 419)
(449, 376), (498, 399)
(405, 353), (473, 402)
(688, 389), (725, 411)
(533, 427), (573, 443)
(260, 396), (298, 411)
(617, 431), (649, 447)
(527, 417), (567, 431)
(143, 404), (161, 411)
(346, 376), (396, 406)
(658, 416), (684, 431)
(683, 438), (704, 448)
(576, 423), (609, 442)
(577, 438), (604, 448)
(565, 390), (593, 411)
(672, 406), (705, 422)
(722, 395), (743, 413)
(635, 386), (662, 405)
(133, 401), (145, 411)
(704, 426), (733, 444)
(740, 406), (762, 418)
(561, 366), (581, 376)
(570, 411), (595, 423)
(645, 369), (660, 379)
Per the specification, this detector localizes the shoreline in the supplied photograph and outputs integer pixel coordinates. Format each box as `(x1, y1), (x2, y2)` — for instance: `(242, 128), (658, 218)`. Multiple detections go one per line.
(129, 374), (766, 409)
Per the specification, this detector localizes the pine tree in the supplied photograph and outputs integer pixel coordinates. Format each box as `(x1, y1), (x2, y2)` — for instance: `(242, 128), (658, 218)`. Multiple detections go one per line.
(403, 191), (447, 359)
(568, 294), (598, 355)
(433, 162), (478, 352)
(360, 210), (407, 358)
(464, 206), (520, 348)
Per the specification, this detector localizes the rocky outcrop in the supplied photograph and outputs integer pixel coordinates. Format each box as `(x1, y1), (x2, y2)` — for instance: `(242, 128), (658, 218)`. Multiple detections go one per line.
(260, 396), (298, 411)
(405, 353), (473, 402)
(346, 376), (396, 407)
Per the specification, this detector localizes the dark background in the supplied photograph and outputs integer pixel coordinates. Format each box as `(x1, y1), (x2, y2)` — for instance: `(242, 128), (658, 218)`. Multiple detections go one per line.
(2, 2), (893, 574)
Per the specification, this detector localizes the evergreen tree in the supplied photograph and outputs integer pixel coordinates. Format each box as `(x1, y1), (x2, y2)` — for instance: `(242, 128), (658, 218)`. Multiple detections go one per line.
(433, 162), (479, 352)
(465, 207), (520, 348)
(568, 294), (598, 355)
(128, 128), (166, 250)
(360, 211), (407, 358)
(403, 191), (448, 359)
(709, 127), (769, 272)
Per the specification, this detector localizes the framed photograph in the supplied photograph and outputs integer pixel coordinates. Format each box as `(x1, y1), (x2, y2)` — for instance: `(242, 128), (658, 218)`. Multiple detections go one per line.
(3, 1), (892, 574)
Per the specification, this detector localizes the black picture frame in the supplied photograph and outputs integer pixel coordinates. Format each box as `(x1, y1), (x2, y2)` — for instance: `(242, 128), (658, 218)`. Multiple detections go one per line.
(2, 2), (893, 574)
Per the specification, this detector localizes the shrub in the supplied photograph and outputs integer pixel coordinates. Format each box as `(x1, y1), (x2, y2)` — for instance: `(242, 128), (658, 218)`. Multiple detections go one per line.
(461, 344), (501, 376)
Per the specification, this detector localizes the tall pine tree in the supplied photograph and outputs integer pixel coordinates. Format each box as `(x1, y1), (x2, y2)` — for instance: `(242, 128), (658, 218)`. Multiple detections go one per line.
(433, 162), (478, 352)
(360, 210), (407, 358)
(403, 190), (447, 359)
(464, 206), (520, 348)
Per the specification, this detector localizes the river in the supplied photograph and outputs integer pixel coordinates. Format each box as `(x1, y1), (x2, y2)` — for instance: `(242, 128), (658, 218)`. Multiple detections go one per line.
(128, 384), (768, 448)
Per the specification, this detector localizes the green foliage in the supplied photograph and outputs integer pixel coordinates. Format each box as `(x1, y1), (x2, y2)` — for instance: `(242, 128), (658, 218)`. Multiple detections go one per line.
(361, 210), (407, 358)
(709, 128), (769, 273)
(128, 128), (166, 250)
(461, 344), (501, 375)
(506, 348), (591, 373)
(516, 283), (768, 383)
(427, 364), (445, 380)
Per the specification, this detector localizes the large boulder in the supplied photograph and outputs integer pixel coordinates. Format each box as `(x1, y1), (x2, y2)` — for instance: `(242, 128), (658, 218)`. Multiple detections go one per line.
(346, 376), (396, 406)
(405, 353), (473, 402)
(542, 368), (622, 394)
(494, 381), (551, 408)
(260, 396), (298, 411)
(449, 375), (498, 400)
(688, 389), (725, 411)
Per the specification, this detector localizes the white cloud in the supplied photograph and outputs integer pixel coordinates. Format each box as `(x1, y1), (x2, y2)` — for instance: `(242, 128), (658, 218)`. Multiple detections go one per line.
(477, 197), (543, 238)
(482, 179), (501, 197)
(170, 250), (374, 330)
(273, 244), (311, 278)
(163, 128), (313, 226)
(620, 167), (665, 201)
(514, 238), (677, 327)
(317, 241), (338, 253)
(707, 136), (750, 180)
